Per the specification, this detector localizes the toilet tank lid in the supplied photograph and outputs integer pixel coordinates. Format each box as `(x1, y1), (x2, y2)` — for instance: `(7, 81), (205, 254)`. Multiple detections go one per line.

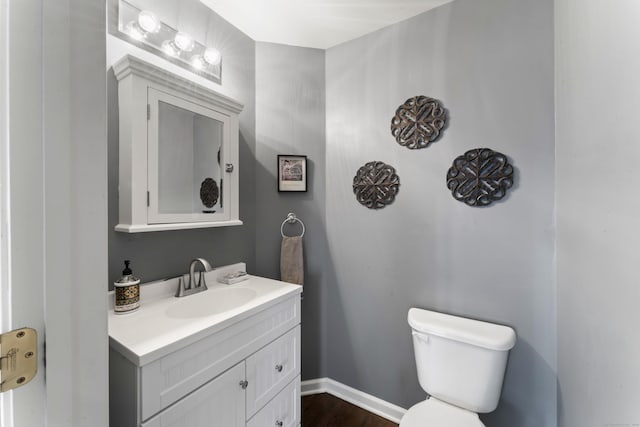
(408, 308), (516, 351)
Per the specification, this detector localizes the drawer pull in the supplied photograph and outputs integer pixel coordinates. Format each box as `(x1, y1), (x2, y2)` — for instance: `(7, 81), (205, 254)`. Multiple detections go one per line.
(275, 421), (283, 427)
(239, 380), (249, 389)
(275, 364), (283, 372)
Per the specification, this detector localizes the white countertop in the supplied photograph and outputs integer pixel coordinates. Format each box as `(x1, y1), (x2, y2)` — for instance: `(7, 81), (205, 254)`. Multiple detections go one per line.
(108, 263), (302, 365)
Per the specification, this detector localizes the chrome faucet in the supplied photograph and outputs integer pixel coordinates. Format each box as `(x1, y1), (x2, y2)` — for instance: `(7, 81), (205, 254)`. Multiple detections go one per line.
(175, 258), (213, 297)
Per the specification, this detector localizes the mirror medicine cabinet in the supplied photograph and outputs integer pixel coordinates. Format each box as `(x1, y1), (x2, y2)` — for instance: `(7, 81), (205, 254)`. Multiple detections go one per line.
(113, 55), (244, 232)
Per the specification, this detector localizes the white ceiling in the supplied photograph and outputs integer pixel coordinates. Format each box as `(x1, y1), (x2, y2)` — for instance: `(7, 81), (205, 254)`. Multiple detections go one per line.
(199, 0), (455, 49)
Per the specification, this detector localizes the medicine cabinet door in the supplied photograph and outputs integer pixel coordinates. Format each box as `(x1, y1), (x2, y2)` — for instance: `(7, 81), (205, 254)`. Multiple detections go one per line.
(147, 88), (231, 224)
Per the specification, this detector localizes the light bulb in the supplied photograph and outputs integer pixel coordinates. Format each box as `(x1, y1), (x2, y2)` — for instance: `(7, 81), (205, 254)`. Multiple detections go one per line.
(125, 22), (145, 41)
(174, 32), (195, 52)
(191, 55), (206, 70)
(137, 10), (160, 34)
(203, 48), (221, 65)
(161, 40), (179, 57)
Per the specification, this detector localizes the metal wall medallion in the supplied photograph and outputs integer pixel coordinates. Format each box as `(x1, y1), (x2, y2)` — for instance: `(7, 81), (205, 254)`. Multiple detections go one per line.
(391, 96), (447, 149)
(447, 148), (514, 207)
(353, 161), (400, 209)
(200, 178), (219, 208)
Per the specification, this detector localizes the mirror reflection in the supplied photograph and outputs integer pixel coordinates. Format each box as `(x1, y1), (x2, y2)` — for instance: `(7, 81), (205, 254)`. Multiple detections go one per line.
(157, 100), (224, 216)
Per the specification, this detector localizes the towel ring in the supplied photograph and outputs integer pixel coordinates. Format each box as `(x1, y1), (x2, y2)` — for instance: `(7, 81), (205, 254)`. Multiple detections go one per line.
(281, 212), (305, 238)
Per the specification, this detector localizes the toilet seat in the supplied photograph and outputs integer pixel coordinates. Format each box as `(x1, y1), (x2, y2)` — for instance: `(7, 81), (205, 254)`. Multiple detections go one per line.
(400, 398), (485, 427)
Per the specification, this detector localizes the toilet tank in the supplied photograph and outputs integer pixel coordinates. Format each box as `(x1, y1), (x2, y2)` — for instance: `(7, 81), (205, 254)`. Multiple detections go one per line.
(408, 308), (516, 413)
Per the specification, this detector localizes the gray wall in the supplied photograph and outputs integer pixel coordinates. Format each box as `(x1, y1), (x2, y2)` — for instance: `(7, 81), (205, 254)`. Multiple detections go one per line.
(556, 1), (640, 425)
(324, 0), (556, 426)
(107, 0), (256, 285)
(254, 42), (327, 379)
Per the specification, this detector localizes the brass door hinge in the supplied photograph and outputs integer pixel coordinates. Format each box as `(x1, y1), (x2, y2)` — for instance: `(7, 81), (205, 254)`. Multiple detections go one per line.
(0, 328), (37, 392)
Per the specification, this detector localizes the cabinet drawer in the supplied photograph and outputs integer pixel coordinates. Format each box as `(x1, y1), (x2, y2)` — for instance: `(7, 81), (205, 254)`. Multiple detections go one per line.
(141, 296), (300, 420)
(246, 325), (300, 417)
(247, 376), (300, 427)
(141, 362), (245, 427)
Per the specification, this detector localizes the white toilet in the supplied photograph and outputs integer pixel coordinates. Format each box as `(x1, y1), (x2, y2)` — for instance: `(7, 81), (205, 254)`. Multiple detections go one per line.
(401, 308), (516, 427)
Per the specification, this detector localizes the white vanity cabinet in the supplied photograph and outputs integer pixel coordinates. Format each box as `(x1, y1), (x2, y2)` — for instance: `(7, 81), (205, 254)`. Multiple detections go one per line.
(140, 362), (246, 427)
(246, 326), (300, 417)
(112, 55), (243, 232)
(109, 285), (302, 427)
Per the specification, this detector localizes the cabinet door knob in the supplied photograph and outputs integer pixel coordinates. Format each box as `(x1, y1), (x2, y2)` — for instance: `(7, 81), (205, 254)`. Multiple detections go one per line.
(225, 163), (234, 173)
(239, 380), (248, 389)
(275, 421), (283, 427)
(275, 364), (283, 372)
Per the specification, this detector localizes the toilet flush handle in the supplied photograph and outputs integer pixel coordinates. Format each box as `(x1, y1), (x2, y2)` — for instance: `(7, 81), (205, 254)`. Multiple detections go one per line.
(412, 331), (430, 344)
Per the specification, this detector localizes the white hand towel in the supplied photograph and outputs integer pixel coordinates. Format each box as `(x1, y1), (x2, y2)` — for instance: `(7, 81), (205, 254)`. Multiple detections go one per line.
(280, 235), (303, 285)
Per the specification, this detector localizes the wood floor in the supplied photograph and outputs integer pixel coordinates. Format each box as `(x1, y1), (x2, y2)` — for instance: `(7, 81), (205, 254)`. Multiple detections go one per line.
(302, 393), (399, 427)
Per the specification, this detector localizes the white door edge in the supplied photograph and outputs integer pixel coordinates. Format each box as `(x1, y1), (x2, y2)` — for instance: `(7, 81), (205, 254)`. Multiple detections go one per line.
(0, 0), (14, 424)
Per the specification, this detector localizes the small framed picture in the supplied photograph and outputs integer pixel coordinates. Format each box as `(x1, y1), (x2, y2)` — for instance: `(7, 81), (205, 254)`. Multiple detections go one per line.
(278, 155), (308, 192)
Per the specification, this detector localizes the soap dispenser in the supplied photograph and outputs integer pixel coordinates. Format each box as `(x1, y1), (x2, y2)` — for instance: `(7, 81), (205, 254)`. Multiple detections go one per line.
(114, 260), (140, 313)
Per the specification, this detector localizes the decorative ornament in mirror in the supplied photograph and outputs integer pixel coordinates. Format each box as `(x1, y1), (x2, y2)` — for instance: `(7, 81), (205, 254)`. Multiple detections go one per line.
(353, 161), (400, 209)
(446, 148), (514, 207)
(391, 96), (447, 149)
(200, 178), (219, 209)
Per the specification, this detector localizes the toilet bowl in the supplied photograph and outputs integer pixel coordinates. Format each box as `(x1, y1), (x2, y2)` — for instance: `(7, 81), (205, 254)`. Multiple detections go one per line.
(401, 398), (484, 427)
(400, 308), (516, 427)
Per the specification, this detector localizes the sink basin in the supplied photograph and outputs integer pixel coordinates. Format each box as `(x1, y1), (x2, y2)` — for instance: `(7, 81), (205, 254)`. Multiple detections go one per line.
(166, 287), (257, 319)
(109, 265), (304, 365)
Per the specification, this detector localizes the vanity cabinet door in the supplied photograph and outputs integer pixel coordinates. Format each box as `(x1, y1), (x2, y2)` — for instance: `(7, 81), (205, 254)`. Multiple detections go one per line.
(245, 326), (301, 417)
(140, 296), (300, 419)
(141, 362), (245, 427)
(147, 87), (232, 225)
(247, 376), (300, 427)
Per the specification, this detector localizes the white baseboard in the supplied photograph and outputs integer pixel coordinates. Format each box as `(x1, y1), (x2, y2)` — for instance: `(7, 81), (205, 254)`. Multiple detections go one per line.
(301, 377), (407, 424)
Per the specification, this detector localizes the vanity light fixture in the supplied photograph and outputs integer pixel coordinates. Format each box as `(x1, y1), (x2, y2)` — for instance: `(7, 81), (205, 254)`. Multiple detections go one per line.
(161, 40), (180, 57)
(124, 10), (160, 40)
(124, 22), (145, 41)
(204, 48), (222, 66)
(173, 32), (195, 53)
(137, 10), (161, 34)
(191, 55), (206, 70)
(116, 0), (222, 83)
